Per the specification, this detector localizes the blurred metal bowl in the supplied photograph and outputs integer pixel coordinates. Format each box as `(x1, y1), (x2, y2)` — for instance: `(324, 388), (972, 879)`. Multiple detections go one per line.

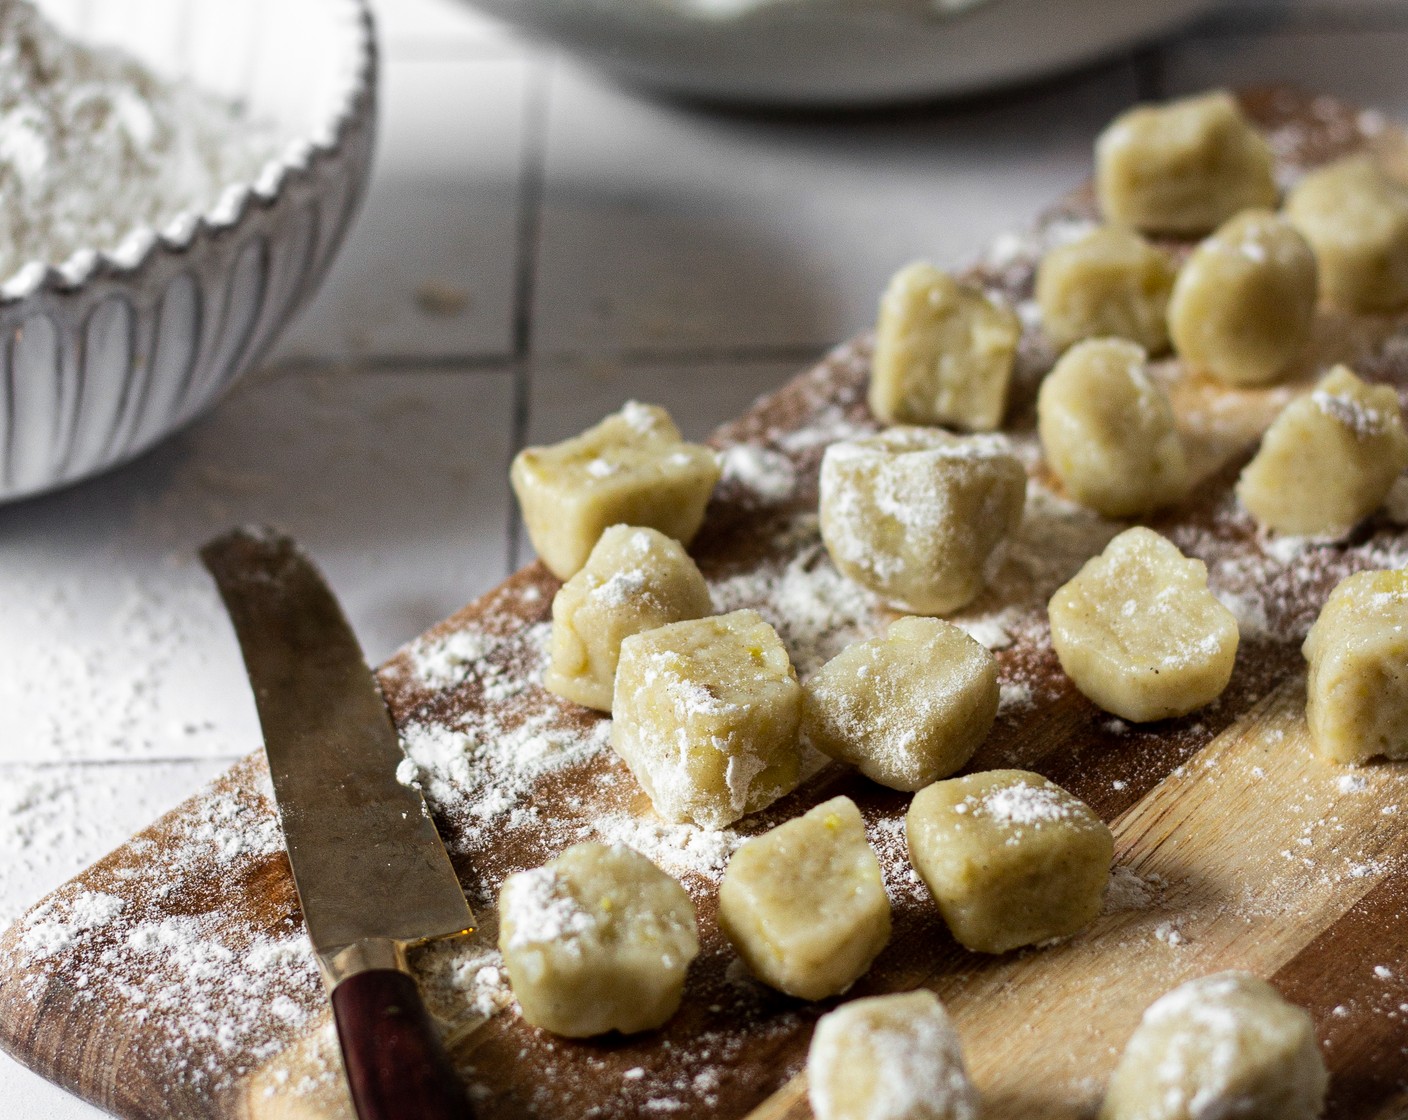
(0, 0), (375, 502)
(461, 0), (1222, 106)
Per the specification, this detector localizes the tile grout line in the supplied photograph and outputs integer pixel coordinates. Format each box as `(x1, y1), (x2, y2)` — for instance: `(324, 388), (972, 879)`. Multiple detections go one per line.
(505, 57), (554, 576)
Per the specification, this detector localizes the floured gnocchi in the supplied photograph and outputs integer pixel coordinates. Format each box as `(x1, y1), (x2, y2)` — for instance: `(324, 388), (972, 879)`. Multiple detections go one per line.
(808, 991), (979, 1120)
(1048, 528), (1239, 723)
(1303, 568), (1408, 763)
(510, 401), (720, 579)
(719, 796), (890, 1000)
(611, 609), (802, 830)
(869, 261), (1021, 432)
(1100, 972), (1328, 1120)
(544, 524), (712, 712)
(1167, 209), (1318, 387)
(1286, 154), (1408, 313)
(1037, 338), (1190, 518)
(1096, 90), (1277, 236)
(819, 427), (1026, 615)
(1237, 364), (1408, 537)
(1036, 225), (1176, 354)
(803, 617), (998, 792)
(906, 769), (1113, 954)
(497, 842), (699, 1037)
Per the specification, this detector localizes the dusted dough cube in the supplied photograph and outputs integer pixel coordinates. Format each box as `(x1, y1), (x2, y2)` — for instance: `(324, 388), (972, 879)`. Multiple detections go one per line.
(497, 842), (699, 1037)
(719, 796), (890, 1000)
(1168, 210), (1318, 386)
(808, 991), (979, 1120)
(612, 609), (802, 829)
(511, 401), (721, 579)
(1303, 568), (1408, 763)
(544, 525), (712, 712)
(1237, 365), (1408, 536)
(819, 427), (1026, 615)
(1096, 90), (1277, 236)
(1286, 155), (1408, 313)
(869, 262), (1021, 432)
(906, 769), (1112, 954)
(1037, 338), (1190, 518)
(1049, 528), (1239, 723)
(1100, 972), (1327, 1120)
(1036, 225), (1177, 354)
(803, 617), (999, 792)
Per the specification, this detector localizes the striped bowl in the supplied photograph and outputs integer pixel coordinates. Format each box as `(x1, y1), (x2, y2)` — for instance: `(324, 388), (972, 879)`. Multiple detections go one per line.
(0, 0), (376, 502)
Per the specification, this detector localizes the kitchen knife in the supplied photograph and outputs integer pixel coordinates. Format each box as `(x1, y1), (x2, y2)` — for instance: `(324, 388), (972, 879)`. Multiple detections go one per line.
(201, 527), (475, 1120)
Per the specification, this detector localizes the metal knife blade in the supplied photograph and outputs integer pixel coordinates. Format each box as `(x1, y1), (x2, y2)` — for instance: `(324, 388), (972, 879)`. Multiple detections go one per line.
(200, 527), (474, 982)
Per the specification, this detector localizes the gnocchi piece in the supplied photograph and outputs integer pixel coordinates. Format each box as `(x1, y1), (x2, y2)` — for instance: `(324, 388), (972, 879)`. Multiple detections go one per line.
(819, 427), (1026, 615)
(510, 401), (721, 579)
(1167, 209), (1319, 386)
(544, 525), (712, 712)
(1048, 528), (1239, 723)
(802, 616), (999, 792)
(1035, 225), (1177, 354)
(1036, 338), (1190, 518)
(1286, 155), (1408, 313)
(612, 609), (802, 830)
(719, 796), (890, 1000)
(1100, 972), (1328, 1120)
(1237, 365), (1408, 536)
(1303, 568), (1408, 763)
(869, 261), (1021, 432)
(808, 991), (979, 1120)
(497, 842), (699, 1037)
(906, 769), (1112, 954)
(1095, 90), (1277, 236)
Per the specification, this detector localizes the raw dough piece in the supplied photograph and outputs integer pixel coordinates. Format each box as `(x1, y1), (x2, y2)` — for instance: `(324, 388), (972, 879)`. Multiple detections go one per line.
(1167, 209), (1318, 386)
(719, 796), (890, 1000)
(905, 769), (1112, 954)
(1303, 568), (1408, 763)
(497, 842), (699, 1037)
(1100, 971), (1328, 1120)
(1036, 338), (1189, 517)
(544, 525), (712, 712)
(1036, 225), (1176, 353)
(1048, 528), (1239, 723)
(1095, 90), (1277, 236)
(808, 990), (979, 1120)
(819, 427), (1026, 615)
(1237, 364), (1408, 536)
(869, 261), (1021, 432)
(803, 616), (999, 792)
(510, 401), (721, 579)
(1286, 154), (1408, 312)
(612, 609), (802, 829)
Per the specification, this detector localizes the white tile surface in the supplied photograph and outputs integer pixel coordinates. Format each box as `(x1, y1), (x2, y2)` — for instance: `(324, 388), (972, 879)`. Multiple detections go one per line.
(274, 55), (535, 363)
(0, 364), (515, 765)
(1166, 26), (1408, 113)
(371, 0), (518, 53)
(532, 60), (1140, 359)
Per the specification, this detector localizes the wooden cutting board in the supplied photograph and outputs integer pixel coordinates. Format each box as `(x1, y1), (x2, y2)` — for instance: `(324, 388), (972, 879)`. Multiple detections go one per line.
(6, 88), (1408, 1120)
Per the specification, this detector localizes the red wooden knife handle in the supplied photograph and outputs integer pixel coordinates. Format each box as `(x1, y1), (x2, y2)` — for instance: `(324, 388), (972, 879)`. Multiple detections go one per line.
(331, 968), (472, 1120)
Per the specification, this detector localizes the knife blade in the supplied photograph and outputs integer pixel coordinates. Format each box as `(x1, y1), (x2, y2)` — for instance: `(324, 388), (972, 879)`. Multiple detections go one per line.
(201, 527), (474, 1120)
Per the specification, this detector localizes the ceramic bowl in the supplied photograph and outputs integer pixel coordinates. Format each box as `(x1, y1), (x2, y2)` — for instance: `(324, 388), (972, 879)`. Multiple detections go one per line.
(0, 0), (376, 502)
(461, 0), (1223, 105)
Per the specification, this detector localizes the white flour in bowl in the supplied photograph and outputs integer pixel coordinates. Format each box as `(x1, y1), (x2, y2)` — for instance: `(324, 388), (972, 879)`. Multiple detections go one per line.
(0, 0), (280, 284)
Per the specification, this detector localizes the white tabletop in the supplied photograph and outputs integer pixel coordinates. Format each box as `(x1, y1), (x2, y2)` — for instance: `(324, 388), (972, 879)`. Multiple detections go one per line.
(2, 0), (1406, 1113)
